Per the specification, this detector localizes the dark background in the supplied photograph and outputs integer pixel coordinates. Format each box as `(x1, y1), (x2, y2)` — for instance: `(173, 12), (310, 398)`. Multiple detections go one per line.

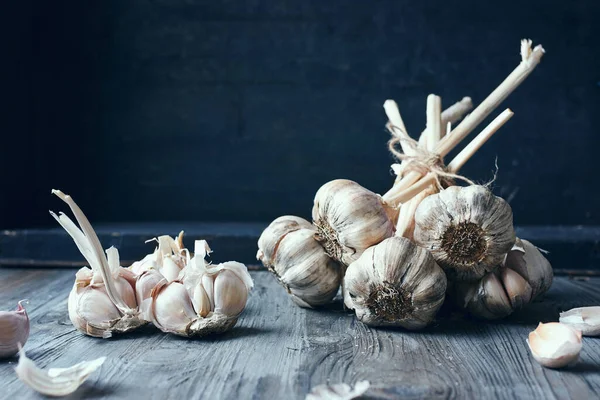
(3, 0), (599, 229)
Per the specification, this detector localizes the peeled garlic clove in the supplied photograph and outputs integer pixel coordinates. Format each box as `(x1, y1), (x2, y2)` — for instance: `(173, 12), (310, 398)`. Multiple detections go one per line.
(500, 267), (533, 309)
(259, 222), (342, 308)
(0, 301), (30, 359)
(505, 238), (553, 299)
(560, 307), (600, 336)
(213, 269), (248, 316)
(414, 185), (516, 281)
(15, 346), (106, 397)
(527, 322), (582, 368)
(151, 280), (197, 336)
(312, 179), (395, 266)
(344, 237), (446, 329)
(456, 271), (513, 320)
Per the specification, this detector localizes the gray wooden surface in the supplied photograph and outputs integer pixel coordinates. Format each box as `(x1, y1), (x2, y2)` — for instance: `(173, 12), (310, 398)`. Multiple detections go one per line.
(1, 269), (599, 399)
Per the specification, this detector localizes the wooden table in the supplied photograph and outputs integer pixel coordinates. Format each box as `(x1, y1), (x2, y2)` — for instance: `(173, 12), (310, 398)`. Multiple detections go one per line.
(1, 268), (599, 399)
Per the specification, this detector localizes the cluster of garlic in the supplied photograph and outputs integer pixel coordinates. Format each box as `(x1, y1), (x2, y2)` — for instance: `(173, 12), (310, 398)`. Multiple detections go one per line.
(258, 40), (552, 330)
(51, 190), (253, 338)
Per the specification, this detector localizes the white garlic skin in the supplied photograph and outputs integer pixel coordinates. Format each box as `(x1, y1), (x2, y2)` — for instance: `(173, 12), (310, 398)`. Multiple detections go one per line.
(0, 301), (30, 358)
(257, 216), (342, 308)
(560, 307), (600, 337)
(414, 185), (516, 281)
(150, 261), (253, 337)
(344, 237), (447, 329)
(312, 179), (395, 266)
(528, 322), (582, 368)
(68, 267), (144, 338)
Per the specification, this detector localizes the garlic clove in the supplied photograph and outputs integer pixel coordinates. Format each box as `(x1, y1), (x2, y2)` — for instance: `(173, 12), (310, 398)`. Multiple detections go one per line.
(414, 185), (516, 281)
(505, 238), (553, 299)
(0, 301), (30, 359)
(344, 237), (446, 329)
(150, 281), (197, 336)
(135, 269), (165, 321)
(456, 272), (513, 320)
(162, 257), (182, 282)
(312, 179), (395, 266)
(15, 346), (106, 397)
(192, 284), (211, 318)
(500, 267), (533, 309)
(202, 274), (215, 310)
(559, 307), (600, 337)
(527, 322), (582, 368)
(213, 269), (248, 317)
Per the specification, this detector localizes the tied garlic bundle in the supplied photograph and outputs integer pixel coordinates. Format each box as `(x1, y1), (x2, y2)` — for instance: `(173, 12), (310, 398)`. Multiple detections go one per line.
(150, 240), (254, 337)
(51, 190), (146, 338)
(344, 237), (446, 329)
(455, 238), (553, 320)
(0, 301), (29, 358)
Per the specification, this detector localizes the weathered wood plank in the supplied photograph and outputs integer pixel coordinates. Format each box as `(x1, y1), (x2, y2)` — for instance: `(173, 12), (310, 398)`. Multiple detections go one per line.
(0, 270), (599, 399)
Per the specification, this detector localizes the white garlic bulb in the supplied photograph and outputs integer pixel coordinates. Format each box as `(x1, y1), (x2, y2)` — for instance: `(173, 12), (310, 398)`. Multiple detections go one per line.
(456, 238), (553, 320)
(413, 185), (516, 281)
(0, 301), (30, 358)
(51, 190), (146, 338)
(344, 237), (447, 329)
(560, 307), (600, 337)
(527, 322), (582, 368)
(257, 216), (342, 308)
(150, 240), (253, 336)
(313, 179), (395, 266)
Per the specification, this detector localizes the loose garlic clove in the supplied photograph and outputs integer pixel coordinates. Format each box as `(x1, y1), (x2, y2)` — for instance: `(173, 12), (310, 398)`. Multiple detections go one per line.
(258, 216), (342, 308)
(312, 179), (395, 266)
(51, 190), (146, 338)
(560, 307), (600, 337)
(528, 322), (582, 368)
(344, 237), (446, 329)
(0, 301), (30, 358)
(414, 185), (516, 281)
(15, 346), (106, 397)
(505, 238), (553, 299)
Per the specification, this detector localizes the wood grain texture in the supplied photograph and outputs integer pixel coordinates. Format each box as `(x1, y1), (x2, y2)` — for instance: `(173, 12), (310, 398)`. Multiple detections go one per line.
(1, 270), (599, 399)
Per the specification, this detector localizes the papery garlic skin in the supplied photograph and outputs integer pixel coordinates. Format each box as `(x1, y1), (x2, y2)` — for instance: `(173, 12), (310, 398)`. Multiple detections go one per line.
(15, 346), (106, 397)
(560, 307), (600, 337)
(130, 232), (189, 282)
(0, 301), (30, 358)
(527, 322), (582, 368)
(257, 216), (342, 308)
(312, 179), (395, 266)
(505, 238), (553, 299)
(344, 237), (447, 329)
(150, 241), (254, 337)
(414, 185), (516, 281)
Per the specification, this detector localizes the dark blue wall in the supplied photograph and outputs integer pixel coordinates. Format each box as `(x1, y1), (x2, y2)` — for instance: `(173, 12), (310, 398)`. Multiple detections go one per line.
(3, 0), (599, 228)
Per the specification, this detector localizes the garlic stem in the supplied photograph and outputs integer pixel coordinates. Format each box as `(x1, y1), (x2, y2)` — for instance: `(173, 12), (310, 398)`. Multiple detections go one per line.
(426, 94), (442, 151)
(440, 96), (473, 128)
(447, 108), (514, 173)
(383, 99), (414, 156)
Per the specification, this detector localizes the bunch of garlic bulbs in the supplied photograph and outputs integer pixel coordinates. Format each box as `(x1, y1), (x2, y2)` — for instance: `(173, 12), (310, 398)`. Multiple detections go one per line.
(51, 190), (253, 338)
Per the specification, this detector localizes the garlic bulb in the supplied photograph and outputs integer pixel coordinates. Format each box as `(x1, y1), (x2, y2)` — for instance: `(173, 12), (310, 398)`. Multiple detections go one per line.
(527, 322), (582, 368)
(456, 238), (553, 319)
(505, 238), (553, 299)
(257, 216), (342, 308)
(313, 179), (395, 266)
(344, 237), (447, 329)
(560, 307), (600, 337)
(130, 232), (189, 282)
(413, 185), (516, 281)
(0, 301), (29, 358)
(15, 346), (106, 397)
(150, 240), (253, 336)
(51, 190), (146, 338)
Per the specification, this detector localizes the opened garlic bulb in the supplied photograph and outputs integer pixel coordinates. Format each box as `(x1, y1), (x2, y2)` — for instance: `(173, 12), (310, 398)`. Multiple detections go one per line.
(456, 238), (553, 319)
(414, 185), (516, 281)
(51, 190), (145, 338)
(560, 307), (600, 337)
(344, 237), (447, 329)
(528, 322), (582, 368)
(130, 232), (189, 282)
(150, 240), (253, 336)
(0, 301), (29, 358)
(313, 179), (395, 266)
(257, 216), (342, 308)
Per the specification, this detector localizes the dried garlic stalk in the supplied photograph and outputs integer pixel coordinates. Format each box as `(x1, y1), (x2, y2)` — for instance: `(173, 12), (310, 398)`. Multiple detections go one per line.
(15, 346), (106, 397)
